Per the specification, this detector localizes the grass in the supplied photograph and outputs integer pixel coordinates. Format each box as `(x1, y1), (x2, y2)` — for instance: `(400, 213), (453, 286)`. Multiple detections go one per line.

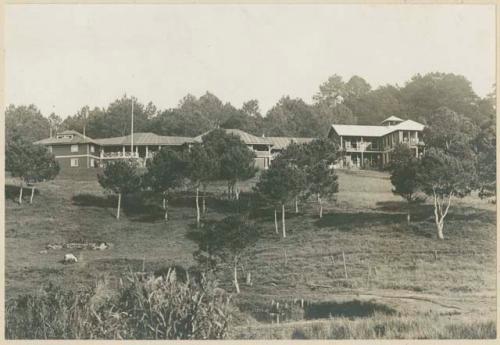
(5, 169), (496, 339)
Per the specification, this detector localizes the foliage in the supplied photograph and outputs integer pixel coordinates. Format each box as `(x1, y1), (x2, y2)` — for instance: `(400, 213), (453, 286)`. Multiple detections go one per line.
(97, 160), (141, 195)
(264, 96), (322, 137)
(6, 270), (233, 339)
(62, 96), (157, 139)
(388, 144), (422, 223)
(144, 147), (187, 193)
(201, 129), (257, 195)
(417, 148), (477, 239)
(8, 73), (495, 140)
(190, 216), (259, 272)
(471, 119), (496, 199)
(423, 107), (478, 159)
(6, 105), (51, 144)
(253, 158), (306, 207)
(183, 143), (217, 188)
(6, 136), (60, 184)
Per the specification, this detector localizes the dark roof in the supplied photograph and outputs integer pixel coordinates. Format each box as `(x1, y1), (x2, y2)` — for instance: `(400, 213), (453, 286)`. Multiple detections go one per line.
(267, 137), (315, 150)
(94, 132), (194, 146)
(193, 128), (274, 145)
(34, 130), (98, 145)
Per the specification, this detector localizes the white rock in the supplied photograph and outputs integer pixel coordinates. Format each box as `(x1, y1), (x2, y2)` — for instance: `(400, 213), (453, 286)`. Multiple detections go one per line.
(64, 253), (78, 263)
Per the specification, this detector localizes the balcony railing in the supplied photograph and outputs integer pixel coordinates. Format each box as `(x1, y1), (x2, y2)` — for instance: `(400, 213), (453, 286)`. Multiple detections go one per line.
(101, 152), (140, 159)
(344, 143), (381, 152)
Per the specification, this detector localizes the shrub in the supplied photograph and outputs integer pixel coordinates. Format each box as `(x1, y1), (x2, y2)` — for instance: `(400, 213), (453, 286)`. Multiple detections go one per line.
(6, 269), (233, 339)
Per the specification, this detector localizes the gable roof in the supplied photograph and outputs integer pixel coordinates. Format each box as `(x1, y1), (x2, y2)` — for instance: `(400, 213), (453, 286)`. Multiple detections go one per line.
(193, 128), (273, 145)
(330, 124), (391, 137)
(267, 137), (315, 150)
(380, 116), (404, 124)
(94, 132), (194, 146)
(330, 119), (424, 138)
(34, 130), (98, 145)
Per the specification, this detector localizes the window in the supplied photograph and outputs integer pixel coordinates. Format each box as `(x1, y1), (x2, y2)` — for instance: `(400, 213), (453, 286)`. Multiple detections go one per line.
(90, 158), (95, 167)
(70, 158), (79, 167)
(57, 134), (73, 140)
(71, 144), (79, 152)
(90, 145), (95, 153)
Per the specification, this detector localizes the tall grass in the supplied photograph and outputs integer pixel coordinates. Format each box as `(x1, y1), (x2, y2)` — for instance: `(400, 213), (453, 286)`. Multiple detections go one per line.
(6, 269), (233, 339)
(233, 312), (496, 339)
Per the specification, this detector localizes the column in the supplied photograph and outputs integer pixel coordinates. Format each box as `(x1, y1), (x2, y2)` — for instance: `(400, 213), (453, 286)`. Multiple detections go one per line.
(135, 146), (139, 157)
(122, 146), (125, 156)
(146, 145), (149, 159)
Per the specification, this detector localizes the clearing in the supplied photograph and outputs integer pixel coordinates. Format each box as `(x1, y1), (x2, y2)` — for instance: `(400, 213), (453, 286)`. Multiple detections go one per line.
(5, 169), (496, 339)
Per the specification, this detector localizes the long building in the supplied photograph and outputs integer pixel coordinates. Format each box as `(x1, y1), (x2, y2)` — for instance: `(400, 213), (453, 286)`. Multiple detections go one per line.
(35, 129), (314, 177)
(328, 116), (425, 169)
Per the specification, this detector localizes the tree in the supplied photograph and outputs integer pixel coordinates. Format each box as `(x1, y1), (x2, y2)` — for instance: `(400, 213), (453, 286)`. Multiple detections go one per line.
(423, 107), (478, 159)
(6, 137), (60, 204)
(144, 148), (187, 221)
(190, 216), (259, 294)
(47, 113), (63, 137)
(401, 72), (486, 125)
(313, 74), (346, 107)
(344, 75), (372, 99)
(184, 143), (217, 227)
(241, 99), (262, 118)
(417, 148), (476, 239)
(301, 139), (340, 218)
(97, 160), (141, 220)
(253, 159), (305, 237)
(202, 129), (257, 200)
(472, 119), (496, 199)
(6, 105), (51, 145)
(389, 144), (422, 224)
(265, 96), (321, 137)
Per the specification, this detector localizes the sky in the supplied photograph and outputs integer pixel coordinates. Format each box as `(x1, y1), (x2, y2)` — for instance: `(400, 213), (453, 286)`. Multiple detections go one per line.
(5, 4), (496, 118)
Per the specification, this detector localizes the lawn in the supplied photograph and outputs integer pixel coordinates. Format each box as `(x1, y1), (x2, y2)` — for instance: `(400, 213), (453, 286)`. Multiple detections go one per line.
(4, 169), (496, 339)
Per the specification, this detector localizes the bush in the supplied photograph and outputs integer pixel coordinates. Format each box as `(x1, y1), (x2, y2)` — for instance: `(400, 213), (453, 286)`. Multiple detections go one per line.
(6, 269), (233, 339)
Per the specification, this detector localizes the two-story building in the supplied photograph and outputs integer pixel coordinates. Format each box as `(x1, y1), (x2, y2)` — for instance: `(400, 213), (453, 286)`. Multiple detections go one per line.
(328, 116), (425, 169)
(35, 128), (314, 178)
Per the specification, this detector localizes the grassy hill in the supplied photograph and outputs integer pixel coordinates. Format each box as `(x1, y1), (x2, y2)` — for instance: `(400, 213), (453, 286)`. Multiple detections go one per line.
(5, 169), (496, 339)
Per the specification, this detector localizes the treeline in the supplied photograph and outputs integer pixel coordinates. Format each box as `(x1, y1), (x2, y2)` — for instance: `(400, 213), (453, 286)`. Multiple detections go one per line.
(6, 72), (496, 143)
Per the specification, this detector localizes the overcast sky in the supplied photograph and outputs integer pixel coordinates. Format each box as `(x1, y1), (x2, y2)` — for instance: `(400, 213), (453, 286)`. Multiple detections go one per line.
(6, 4), (496, 118)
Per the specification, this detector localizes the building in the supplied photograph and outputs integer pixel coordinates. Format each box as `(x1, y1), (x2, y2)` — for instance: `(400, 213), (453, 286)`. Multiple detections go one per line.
(193, 129), (315, 169)
(35, 128), (314, 177)
(328, 116), (425, 169)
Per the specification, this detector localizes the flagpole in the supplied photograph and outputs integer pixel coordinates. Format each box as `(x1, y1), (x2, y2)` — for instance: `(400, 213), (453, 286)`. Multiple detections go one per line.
(131, 99), (134, 157)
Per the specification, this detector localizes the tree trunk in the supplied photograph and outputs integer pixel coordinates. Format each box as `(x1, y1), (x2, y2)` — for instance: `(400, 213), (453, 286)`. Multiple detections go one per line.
(433, 189), (453, 240)
(295, 197), (299, 213)
(202, 192), (206, 214)
(18, 183), (23, 204)
(30, 187), (35, 204)
(116, 193), (121, 220)
(234, 256), (240, 294)
(196, 187), (200, 227)
(437, 221), (444, 240)
(274, 208), (278, 234)
(318, 194), (323, 218)
(164, 198), (168, 221)
(235, 185), (240, 200)
(282, 203), (286, 238)
(246, 272), (252, 286)
(406, 201), (411, 225)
